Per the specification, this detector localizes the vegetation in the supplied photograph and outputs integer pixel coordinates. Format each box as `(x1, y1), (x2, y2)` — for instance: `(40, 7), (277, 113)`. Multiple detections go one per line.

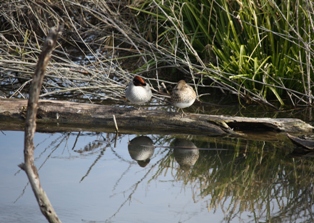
(50, 132), (314, 222)
(0, 0), (313, 108)
(130, 0), (314, 107)
(3, 2), (314, 221)
(153, 135), (314, 222)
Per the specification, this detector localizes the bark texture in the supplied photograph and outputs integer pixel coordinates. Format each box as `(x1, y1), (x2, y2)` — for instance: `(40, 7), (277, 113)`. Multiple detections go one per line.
(1, 98), (313, 137)
(20, 27), (62, 223)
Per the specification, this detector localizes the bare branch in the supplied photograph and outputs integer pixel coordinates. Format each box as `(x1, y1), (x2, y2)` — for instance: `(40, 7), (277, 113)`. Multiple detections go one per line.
(22, 26), (62, 223)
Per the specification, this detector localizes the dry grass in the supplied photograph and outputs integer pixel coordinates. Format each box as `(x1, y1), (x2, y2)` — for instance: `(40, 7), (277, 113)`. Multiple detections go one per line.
(0, 0), (177, 103)
(1, 0), (313, 109)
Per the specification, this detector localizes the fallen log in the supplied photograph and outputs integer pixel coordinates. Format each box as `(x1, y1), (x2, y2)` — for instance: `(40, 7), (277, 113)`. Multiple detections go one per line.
(0, 98), (313, 137)
(287, 133), (314, 150)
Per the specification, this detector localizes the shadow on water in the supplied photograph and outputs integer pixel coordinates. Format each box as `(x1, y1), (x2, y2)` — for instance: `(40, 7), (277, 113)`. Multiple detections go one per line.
(1, 131), (314, 222)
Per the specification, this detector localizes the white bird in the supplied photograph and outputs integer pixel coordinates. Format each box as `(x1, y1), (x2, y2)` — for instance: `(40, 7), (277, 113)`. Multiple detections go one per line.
(125, 76), (152, 104)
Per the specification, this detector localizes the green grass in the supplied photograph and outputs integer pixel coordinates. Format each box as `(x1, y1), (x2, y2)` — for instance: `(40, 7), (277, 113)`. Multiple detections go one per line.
(1, 0), (313, 108)
(130, 0), (314, 107)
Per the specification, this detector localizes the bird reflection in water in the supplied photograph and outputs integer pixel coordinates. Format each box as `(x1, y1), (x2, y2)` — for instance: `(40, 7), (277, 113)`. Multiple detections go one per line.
(172, 138), (199, 170)
(128, 136), (154, 167)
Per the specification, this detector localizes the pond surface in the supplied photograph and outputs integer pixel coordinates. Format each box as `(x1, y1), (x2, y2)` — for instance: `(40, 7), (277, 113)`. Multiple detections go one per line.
(1, 131), (314, 223)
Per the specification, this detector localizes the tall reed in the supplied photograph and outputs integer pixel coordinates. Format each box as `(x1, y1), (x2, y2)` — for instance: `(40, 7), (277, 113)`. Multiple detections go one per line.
(130, 0), (314, 107)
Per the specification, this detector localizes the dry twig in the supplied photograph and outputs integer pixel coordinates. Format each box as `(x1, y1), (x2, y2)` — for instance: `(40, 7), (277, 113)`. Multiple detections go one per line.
(19, 26), (62, 223)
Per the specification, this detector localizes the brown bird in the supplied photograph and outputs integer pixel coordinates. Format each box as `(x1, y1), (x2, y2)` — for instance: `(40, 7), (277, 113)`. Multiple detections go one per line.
(171, 80), (196, 113)
(172, 138), (199, 170)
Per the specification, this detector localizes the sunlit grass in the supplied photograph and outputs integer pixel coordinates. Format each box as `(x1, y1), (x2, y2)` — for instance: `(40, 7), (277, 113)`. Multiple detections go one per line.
(130, 0), (314, 107)
(0, 0), (313, 108)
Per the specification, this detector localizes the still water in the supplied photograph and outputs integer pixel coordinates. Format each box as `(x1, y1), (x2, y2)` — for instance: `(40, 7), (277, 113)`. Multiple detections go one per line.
(0, 131), (314, 223)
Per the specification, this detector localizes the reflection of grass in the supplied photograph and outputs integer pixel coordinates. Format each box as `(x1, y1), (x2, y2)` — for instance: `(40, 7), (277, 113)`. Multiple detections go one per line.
(33, 132), (314, 221)
(155, 136), (314, 222)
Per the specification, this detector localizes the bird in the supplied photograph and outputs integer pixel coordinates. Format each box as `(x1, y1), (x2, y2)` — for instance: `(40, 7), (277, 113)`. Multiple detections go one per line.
(172, 138), (199, 170)
(171, 80), (196, 113)
(125, 76), (152, 105)
(128, 136), (155, 167)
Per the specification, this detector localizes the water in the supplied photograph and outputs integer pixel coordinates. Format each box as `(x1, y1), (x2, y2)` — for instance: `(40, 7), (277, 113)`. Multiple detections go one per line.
(1, 131), (314, 223)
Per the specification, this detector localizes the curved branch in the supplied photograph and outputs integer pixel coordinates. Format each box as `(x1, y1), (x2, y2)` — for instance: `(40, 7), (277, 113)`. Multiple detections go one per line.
(20, 26), (62, 223)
